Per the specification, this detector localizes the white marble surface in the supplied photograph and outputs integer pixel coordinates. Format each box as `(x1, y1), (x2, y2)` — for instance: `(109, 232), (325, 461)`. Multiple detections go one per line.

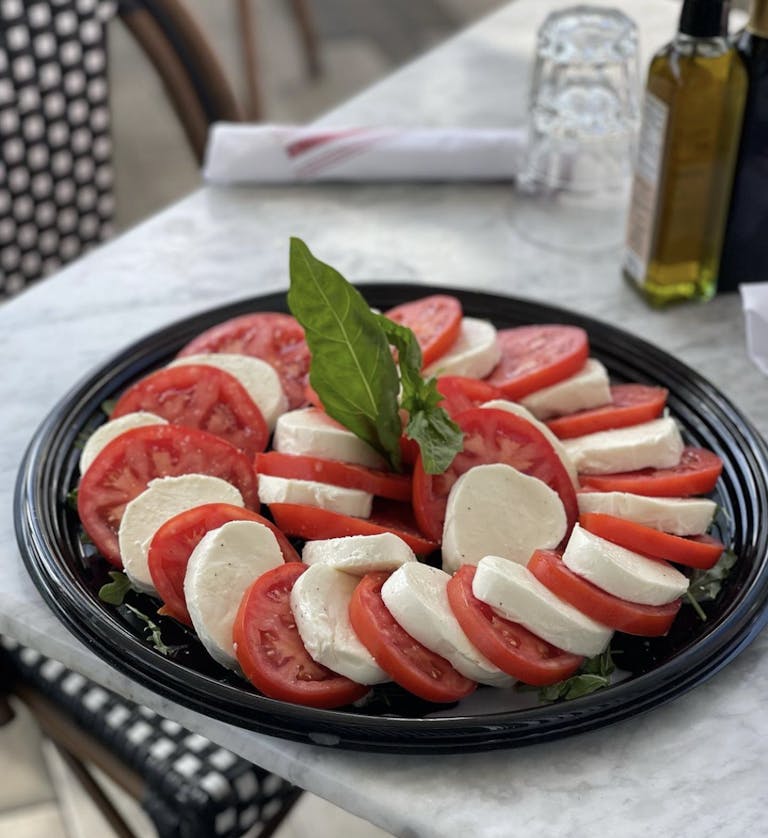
(2, 2), (768, 836)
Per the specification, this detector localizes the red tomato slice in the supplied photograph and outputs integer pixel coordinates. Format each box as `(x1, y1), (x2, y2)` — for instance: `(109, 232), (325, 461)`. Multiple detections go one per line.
(436, 376), (503, 418)
(446, 565), (583, 686)
(267, 500), (437, 556)
(579, 447), (723, 496)
(349, 572), (476, 703)
(178, 312), (311, 409)
(77, 424), (259, 566)
(255, 451), (411, 502)
(384, 295), (463, 367)
(485, 325), (589, 400)
(148, 503), (300, 626)
(579, 512), (724, 570)
(412, 407), (579, 544)
(546, 384), (668, 439)
(234, 563), (369, 708)
(112, 365), (269, 459)
(528, 549), (681, 636)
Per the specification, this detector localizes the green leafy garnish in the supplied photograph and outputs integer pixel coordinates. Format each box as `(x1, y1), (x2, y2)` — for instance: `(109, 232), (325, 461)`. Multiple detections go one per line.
(287, 237), (462, 473)
(124, 605), (176, 656)
(74, 429), (91, 451)
(538, 648), (616, 702)
(684, 549), (738, 622)
(100, 398), (117, 418)
(98, 571), (132, 605)
(65, 486), (79, 511)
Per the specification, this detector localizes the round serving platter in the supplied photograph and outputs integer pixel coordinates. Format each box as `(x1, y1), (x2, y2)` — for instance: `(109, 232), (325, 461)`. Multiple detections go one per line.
(14, 285), (768, 752)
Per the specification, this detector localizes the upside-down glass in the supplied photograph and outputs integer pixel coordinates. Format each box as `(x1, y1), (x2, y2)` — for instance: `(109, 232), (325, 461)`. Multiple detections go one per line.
(515, 6), (641, 253)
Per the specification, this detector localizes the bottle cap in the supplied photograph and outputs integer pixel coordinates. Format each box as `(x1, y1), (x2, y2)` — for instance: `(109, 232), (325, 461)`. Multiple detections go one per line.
(679, 0), (728, 37)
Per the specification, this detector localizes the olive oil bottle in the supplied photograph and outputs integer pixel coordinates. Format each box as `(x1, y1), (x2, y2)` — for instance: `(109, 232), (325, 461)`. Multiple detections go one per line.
(623, 0), (747, 306)
(718, 0), (768, 291)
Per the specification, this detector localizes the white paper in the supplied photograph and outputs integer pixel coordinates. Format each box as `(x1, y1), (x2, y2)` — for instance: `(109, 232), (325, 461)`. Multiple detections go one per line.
(203, 123), (526, 184)
(740, 283), (768, 377)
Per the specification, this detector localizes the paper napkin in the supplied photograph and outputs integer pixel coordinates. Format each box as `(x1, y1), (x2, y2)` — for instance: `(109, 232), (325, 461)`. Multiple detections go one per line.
(740, 283), (768, 377)
(203, 123), (527, 184)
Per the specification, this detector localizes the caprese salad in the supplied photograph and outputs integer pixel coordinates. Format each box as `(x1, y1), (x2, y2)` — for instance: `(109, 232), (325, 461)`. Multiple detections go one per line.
(74, 239), (729, 711)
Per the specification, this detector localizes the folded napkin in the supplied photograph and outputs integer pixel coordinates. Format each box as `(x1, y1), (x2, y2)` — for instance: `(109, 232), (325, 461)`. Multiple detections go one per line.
(741, 283), (768, 377)
(203, 123), (526, 184)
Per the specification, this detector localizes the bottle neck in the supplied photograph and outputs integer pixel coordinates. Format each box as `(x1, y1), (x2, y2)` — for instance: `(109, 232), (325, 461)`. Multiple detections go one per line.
(747, 0), (768, 38)
(678, 0), (728, 38)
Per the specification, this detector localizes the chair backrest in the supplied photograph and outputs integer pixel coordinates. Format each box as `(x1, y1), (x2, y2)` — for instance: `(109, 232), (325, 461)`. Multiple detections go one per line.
(0, 0), (242, 297)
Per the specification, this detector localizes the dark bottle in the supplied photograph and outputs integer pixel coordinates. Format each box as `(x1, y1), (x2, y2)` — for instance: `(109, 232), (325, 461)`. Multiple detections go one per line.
(719, 0), (768, 292)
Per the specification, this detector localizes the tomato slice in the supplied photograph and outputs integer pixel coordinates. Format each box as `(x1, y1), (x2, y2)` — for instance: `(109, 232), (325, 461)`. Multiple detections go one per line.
(178, 312), (311, 410)
(112, 364), (269, 459)
(528, 549), (681, 636)
(579, 512), (724, 570)
(148, 503), (300, 626)
(384, 295), (463, 367)
(255, 451), (412, 501)
(234, 563), (369, 708)
(77, 424), (259, 566)
(412, 407), (578, 544)
(267, 500), (437, 556)
(349, 572), (476, 702)
(579, 447), (723, 496)
(436, 376), (503, 418)
(446, 565), (583, 685)
(546, 384), (668, 439)
(485, 325), (589, 400)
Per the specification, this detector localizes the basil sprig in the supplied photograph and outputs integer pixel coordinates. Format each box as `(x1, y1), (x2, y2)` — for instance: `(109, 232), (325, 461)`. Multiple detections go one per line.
(288, 238), (461, 474)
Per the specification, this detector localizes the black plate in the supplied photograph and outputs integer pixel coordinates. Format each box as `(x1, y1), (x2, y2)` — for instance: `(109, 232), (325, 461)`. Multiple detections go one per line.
(14, 285), (768, 752)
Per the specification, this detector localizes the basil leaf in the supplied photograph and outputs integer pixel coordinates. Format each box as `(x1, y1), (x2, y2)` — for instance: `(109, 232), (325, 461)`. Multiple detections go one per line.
(98, 571), (132, 605)
(100, 398), (117, 418)
(538, 648), (615, 702)
(65, 486), (79, 511)
(124, 605), (177, 656)
(376, 314), (463, 474)
(684, 549), (737, 621)
(288, 238), (402, 471)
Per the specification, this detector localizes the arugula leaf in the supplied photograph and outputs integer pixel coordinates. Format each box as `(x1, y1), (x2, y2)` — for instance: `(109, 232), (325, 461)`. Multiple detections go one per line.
(538, 648), (616, 702)
(288, 238), (403, 471)
(684, 549), (738, 621)
(124, 605), (177, 656)
(98, 571), (132, 605)
(376, 315), (462, 474)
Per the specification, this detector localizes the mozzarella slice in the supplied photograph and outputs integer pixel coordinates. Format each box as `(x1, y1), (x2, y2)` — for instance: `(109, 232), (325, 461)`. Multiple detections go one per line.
(473, 555), (612, 657)
(258, 474), (372, 518)
(274, 407), (387, 469)
(423, 317), (501, 379)
(480, 399), (579, 487)
(119, 475), (243, 595)
(381, 563), (514, 687)
(169, 353), (288, 431)
(185, 520), (284, 669)
(563, 524), (689, 605)
(79, 412), (167, 474)
(291, 563), (388, 685)
(577, 491), (716, 536)
(302, 532), (416, 575)
(520, 359), (611, 420)
(562, 416), (684, 475)
(442, 463), (567, 573)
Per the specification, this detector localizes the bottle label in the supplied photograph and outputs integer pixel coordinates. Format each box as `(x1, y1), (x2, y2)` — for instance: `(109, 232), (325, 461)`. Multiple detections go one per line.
(623, 92), (669, 284)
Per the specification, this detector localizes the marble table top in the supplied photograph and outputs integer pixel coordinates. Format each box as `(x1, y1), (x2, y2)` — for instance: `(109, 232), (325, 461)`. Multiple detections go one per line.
(2, 1), (767, 836)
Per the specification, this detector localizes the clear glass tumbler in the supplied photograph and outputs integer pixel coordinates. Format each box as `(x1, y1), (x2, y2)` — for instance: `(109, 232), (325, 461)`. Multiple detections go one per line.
(515, 6), (640, 253)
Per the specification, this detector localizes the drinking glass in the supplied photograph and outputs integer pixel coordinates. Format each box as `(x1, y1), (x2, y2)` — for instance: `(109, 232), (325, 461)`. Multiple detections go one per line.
(514, 6), (641, 253)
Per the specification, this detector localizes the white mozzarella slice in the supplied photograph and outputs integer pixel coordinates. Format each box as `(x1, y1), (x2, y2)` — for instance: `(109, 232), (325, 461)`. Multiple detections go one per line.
(423, 317), (501, 379)
(169, 353), (288, 431)
(520, 359), (611, 420)
(473, 555), (612, 657)
(119, 475), (243, 595)
(258, 474), (372, 518)
(302, 532), (416, 575)
(563, 524), (689, 605)
(381, 563), (514, 687)
(480, 399), (579, 487)
(562, 416), (684, 475)
(79, 412), (167, 474)
(291, 564), (388, 685)
(577, 491), (716, 536)
(185, 520), (284, 669)
(442, 463), (567, 573)
(274, 407), (387, 469)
